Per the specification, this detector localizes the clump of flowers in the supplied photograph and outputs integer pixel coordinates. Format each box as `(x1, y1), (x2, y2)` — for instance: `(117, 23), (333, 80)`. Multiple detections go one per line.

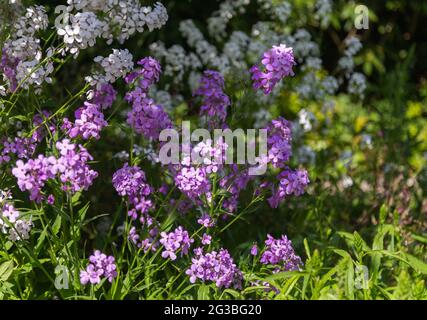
(194, 70), (230, 124)
(62, 102), (108, 140)
(112, 163), (153, 218)
(268, 168), (309, 208)
(125, 57), (172, 140)
(126, 91), (172, 140)
(174, 159), (211, 201)
(160, 226), (194, 260)
(12, 139), (98, 202)
(80, 250), (118, 285)
(250, 44), (296, 94)
(90, 83), (117, 109)
(256, 234), (302, 272)
(0, 202), (32, 241)
(85, 49), (134, 89)
(125, 57), (162, 90)
(265, 117), (293, 167)
(186, 248), (243, 289)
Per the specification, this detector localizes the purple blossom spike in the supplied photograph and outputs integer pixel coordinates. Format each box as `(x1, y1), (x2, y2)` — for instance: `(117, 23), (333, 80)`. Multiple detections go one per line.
(80, 250), (117, 285)
(62, 102), (108, 140)
(185, 248), (243, 289)
(195, 70), (230, 124)
(159, 226), (194, 260)
(268, 168), (309, 208)
(260, 234), (302, 272)
(250, 44), (296, 94)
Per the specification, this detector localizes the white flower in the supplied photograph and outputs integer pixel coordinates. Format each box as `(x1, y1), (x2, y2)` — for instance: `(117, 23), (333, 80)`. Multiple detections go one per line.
(298, 108), (316, 132)
(86, 49), (134, 89)
(57, 11), (106, 57)
(14, 5), (48, 37)
(348, 72), (367, 98)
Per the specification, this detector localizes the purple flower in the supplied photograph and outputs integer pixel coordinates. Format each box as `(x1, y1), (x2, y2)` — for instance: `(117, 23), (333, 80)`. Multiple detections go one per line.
(125, 87), (172, 140)
(112, 164), (153, 216)
(201, 233), (212, 246)
(0, 48), (19, 92)
(55, 139), (98, 193)
(197, 213), (215, 228)
(219, 164), (252, 213)
(250, 44), (296, 94)
(174, 163), (210, 200)
(159, 226), (194, 260)
(47, 194), (55, 205)
(12, 155), (57, 202)
(195, 70), (230, 124)
(125, 57), (161, 90)
(250, 244), (258, 256)
(91, 83), (117, 109)
(259, 234), (302, 272)
(265, 117), (293, 168)
(268, 168), (309, 208)
(63, 102), (108, 140)
(80, 250), (117, 285)
(185, 248), (243, 289)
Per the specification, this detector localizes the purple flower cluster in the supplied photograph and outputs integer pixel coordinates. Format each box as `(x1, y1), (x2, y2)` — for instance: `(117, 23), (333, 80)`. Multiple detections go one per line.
(128, 224), (159, 252)
(266, 117), (293, 168)
(62, 102), (108, 140)
(125, 57), (161, 90)
(0, 137), (37, 164)
(0, 48), (19, 92)
(1, 111), (54, 164)
(174, 162), (211, 201)
(268, 168), (309, 208)
(80, 250), (118, 285)
(250, 44), (296, 94)
(219, 164), (252, 213)
(195, 70), (230, 124)
(259, 234), (302, 272)
(125, 57), (171, 140)
(192, 138), (228, 174)
(12, 139), (98, 202)
(159, 226), (194, 260)
(126, 89), (172, 140)
(197, 213), (215, 228)
(55, 139), (99, 193)
(112, 163), (153, 219)
(91, 83), (117, 109)
(186, 248), (243, 289)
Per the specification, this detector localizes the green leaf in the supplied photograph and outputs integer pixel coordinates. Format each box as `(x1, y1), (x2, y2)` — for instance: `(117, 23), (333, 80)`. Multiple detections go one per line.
(52, 214), (62, 235)
(405, 254), (427, 274)
(197, 284), (211, 300)
(0, 261), (14, 282)
(379, 204), (388, 224)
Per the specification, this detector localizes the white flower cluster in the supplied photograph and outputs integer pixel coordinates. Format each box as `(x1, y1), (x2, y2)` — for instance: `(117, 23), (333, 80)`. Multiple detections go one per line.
(85, 49), (134, 89)
(0, 194), (32, 242)
(1, 5), (53, 95)
(347, 72), (367, 99)
(150, 42), (201, 84)
(258, 0), (292, 24)
(315, 0), (332, 27)
(14, 5), (48, 37)
(107, 1), (168, 43)
(58, 1), (168, 56)
(58, 12), (106, 57)
(297, 108), (317, 132)
(15, 49), (55, 91)
(180, 20), (219, 66)
(207, 0), (250, 41)
(338, 36), (363, 76)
